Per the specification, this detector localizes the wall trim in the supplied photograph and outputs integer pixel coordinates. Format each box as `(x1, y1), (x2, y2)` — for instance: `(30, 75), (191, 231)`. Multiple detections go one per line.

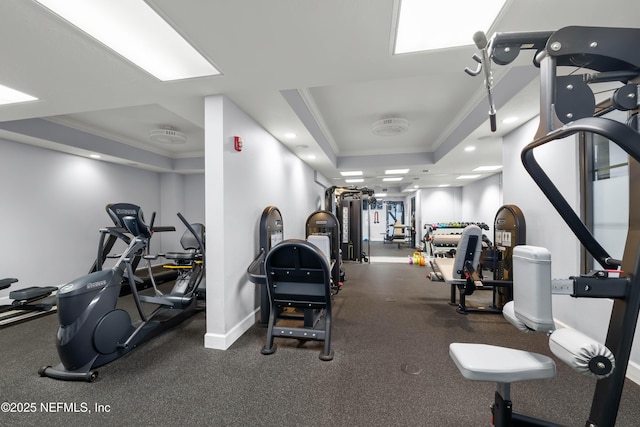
(204, 309), (258, 350)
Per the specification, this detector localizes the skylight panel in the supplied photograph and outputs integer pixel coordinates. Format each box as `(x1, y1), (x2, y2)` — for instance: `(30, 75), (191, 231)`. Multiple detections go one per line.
(35, 0), (220, 81)
(394, 0), (508, 54)
(0, 84), (38, 105)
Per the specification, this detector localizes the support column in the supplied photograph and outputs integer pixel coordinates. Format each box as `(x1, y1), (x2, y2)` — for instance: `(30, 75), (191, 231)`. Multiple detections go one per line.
(203, 95), (227, 349)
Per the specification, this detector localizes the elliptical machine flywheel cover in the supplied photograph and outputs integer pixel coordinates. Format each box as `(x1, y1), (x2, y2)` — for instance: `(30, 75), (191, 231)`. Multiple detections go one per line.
(93, 309), (132, 354)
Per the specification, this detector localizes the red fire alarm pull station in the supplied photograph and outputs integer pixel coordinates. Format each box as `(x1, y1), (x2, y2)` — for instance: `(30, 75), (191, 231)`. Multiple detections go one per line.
(234, 136), (243, 152)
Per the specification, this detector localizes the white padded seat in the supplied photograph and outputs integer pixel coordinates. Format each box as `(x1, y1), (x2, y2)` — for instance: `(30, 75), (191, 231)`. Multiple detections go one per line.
(434, 225), (483, 283)
(449, 343), (556, 383)
(307, 235), (331, 267)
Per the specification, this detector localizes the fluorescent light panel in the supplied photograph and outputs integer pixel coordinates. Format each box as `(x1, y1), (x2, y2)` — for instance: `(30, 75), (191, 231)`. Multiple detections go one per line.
(340, 171), (363, 177)
(383, 177), (403, 182)
(394, 0), (508, 54)
(35, 0), (220, 81)
(385, 169), (409, 174)
(0, 84), (38, 105)
(473, 165), (502, 171)
(457, 174), (481, 180)
(345, 178), (364, 183)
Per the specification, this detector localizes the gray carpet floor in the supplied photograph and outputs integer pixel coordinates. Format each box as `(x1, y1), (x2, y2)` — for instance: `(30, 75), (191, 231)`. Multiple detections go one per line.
(2, 259), (640, 426)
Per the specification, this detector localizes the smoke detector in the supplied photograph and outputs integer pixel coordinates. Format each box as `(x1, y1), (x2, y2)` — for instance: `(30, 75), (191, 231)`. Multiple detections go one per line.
(372, 118), (409, 136)
(149, 128), (187, 144)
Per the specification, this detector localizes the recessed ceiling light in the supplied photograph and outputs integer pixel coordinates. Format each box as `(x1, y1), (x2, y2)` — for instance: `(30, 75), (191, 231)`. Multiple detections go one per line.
(457, 174), (481, 180)
(0, 84), (38, 105)
(285, 133), (297, 139)
(394, 0), (508, 54)
(345, 178), (364, 183)
(89, 154), (101, 159)
(464, 146), (476, 152)
(438, 184), (450, 187)
(385, 169), (409, 174)
(473, 165), (502, 171)
(34, 0), (220, 81)
(306, 154), (316, 160)
(340, 171), (363, 177)
(502, 116), (519, 124)
(383, 177), (403, 182)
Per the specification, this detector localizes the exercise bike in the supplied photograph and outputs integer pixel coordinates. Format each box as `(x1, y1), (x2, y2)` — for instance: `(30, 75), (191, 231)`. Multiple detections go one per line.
(39, 203), (205, 382)
(159, 222), (206, 305)
(0, 278), (57, 327)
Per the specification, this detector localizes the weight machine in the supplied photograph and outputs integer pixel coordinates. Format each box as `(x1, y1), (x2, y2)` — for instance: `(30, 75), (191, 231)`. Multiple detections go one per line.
(452, 26), (640, 426)
(325, 186), (374, 262)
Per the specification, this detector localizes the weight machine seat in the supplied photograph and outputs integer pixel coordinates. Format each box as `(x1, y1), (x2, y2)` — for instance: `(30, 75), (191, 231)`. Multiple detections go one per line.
(163, 223), (205, 262)
(164, 250), (201, 261)
(449, 343), (556, 383)
(1, 278), (18, 291)
(261, 239), (334, 360)
(306, 234), (332, 269)
(449, 245), (615, 417)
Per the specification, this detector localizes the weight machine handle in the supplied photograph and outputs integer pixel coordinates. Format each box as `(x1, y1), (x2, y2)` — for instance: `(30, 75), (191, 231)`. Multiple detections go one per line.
(521, 117), (640, 269)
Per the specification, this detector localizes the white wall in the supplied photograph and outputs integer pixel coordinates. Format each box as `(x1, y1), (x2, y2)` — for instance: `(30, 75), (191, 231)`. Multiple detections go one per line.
(419, 186), (462, 225)
(159, 173), (206, 251)
(413, 176), (501, 250)
(461, 173), (503, 241)
(503, 118), (582, 277)
(0, 137), (202, 299)
(502, 117), (640, 379)
(204, 95), (325, 350)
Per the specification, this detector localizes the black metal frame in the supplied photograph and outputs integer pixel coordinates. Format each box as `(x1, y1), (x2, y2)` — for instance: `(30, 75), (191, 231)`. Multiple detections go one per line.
(260, 239), (334, 361)
(455, 261), (512, 315)
(247, 206), (284, 325)
(306, 210), (342, 293)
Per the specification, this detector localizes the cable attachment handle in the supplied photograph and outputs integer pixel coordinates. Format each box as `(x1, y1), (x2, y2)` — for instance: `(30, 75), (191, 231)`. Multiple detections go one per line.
(465, 31), (497, 132)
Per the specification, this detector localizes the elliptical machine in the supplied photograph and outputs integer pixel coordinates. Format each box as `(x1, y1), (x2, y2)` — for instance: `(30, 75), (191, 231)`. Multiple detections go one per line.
(39, 203), (205, 382)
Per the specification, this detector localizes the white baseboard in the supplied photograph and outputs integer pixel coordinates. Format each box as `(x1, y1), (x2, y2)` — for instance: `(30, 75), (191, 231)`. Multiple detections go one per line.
(626, 361), (640, 385)
(204, 308), (257, 350)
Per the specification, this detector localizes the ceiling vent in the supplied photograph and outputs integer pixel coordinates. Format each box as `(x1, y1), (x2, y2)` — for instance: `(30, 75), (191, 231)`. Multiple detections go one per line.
(149, 128), (187, 144)
(372, 118), (409, 136)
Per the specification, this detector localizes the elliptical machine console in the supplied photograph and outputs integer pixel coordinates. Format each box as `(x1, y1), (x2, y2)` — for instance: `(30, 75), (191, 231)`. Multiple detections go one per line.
(39, 203), (204, 382)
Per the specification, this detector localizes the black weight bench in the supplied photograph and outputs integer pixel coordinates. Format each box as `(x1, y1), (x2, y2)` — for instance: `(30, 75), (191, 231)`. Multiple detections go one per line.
(261, 239), (334, 361)
(0, 277), (18, 290)
(1, 278), (58, 327)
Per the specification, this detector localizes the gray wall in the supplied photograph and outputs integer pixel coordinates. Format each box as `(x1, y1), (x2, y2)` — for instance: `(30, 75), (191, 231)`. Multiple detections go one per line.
(0, 138), (186, 297)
